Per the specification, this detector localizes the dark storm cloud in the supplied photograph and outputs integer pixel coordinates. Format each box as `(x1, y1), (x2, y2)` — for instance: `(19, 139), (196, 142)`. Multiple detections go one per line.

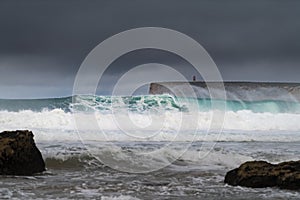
(0, 0), (300, 98)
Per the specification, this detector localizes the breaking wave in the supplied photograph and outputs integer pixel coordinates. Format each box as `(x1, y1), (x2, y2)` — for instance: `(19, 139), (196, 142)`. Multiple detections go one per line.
(0, 94), (299, 142)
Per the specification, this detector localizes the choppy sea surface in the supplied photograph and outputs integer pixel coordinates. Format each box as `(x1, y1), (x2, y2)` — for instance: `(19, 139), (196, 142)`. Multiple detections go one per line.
(0, 92), (300, 199)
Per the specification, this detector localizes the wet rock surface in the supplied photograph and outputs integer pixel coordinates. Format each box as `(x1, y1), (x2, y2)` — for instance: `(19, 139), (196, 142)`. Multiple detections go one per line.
(0, 130), (45, 175)
(225, 160), (300, 190)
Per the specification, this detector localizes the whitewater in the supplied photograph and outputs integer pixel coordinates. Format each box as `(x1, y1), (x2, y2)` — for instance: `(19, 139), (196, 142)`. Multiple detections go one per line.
(1, 95), (300, 141)
(0, 94), (300, 199)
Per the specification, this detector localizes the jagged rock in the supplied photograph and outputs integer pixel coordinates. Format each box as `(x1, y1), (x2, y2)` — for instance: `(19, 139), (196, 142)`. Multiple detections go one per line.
(0, 130), (45, 175)
(224, 160), (300, 190)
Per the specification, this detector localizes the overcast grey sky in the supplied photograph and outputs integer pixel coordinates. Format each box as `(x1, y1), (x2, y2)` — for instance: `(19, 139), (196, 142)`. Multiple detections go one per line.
(0, 0), (300, 98)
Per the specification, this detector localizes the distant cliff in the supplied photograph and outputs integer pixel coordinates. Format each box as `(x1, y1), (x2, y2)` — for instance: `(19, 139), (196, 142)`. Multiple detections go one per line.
(149, 81), (300, 101)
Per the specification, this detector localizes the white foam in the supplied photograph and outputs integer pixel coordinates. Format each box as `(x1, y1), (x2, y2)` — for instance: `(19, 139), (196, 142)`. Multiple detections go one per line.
(101, 195), (141, 200)
(1, 109), (300, 142)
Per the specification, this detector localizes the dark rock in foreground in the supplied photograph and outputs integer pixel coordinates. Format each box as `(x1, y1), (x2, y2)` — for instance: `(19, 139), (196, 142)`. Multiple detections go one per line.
(225, 160), (300, 190)
(0, 130), (45, 175)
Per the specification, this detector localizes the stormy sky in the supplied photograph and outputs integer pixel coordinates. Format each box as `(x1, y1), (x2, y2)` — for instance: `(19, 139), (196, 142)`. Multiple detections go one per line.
(0, 0), (300, 98)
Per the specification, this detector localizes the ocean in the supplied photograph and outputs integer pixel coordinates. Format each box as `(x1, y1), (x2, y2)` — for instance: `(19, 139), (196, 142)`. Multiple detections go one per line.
(0, 92), (300, 199)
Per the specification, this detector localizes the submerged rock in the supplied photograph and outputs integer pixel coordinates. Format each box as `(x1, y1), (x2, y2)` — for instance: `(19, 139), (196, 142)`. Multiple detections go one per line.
(0, 130), (45, 175)
(224, 160), (300, 190)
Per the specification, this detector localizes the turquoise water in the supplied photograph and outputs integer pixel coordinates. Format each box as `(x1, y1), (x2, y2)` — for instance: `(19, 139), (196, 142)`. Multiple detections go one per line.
(1, 95), (300, 114)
